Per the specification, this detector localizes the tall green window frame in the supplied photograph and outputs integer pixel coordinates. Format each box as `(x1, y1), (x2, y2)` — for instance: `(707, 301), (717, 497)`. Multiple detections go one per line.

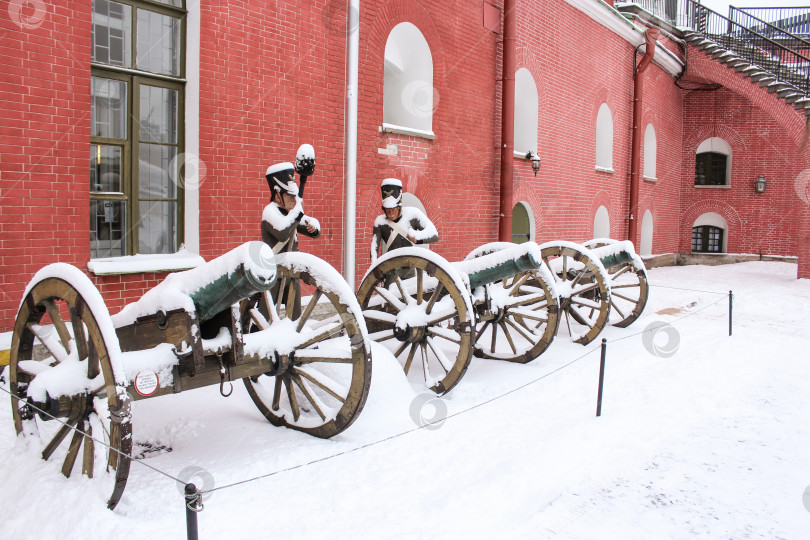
(692, 225), (724, 253)
(90, 0), (186, 258)
(694, 152), (728, 186)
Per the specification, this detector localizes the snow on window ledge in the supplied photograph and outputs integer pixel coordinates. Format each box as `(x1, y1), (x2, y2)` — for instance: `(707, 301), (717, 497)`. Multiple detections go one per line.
(643, 176), (657, 183)
(87, 249), (206, 276)
(694, 184), (731, 189)
(381, 123), (436, 140)
(595, 166), (615, 174)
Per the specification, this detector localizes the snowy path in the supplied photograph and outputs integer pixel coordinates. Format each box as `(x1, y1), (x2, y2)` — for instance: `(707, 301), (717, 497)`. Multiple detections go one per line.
(0, 261), (808, 539)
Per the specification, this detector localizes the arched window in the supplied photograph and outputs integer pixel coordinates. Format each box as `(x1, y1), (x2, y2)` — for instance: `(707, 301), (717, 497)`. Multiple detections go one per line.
(643, 124), (656, 180)
(383, 23), (434, 134)
(511, 201), (534, 244)
(692, 212), (728, 253)
(593, 205), (610, 239)
(694, 138), (731, 186)
(640, 210), (653, 255)
(595, 103), (614, 171)
(514, 68), (538, 156)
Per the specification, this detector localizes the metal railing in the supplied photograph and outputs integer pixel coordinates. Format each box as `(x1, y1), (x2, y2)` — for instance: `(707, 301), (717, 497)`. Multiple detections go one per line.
(735, 7), (810, 37)
(618, 0), (810, 97)
(729, 7), (810, 46)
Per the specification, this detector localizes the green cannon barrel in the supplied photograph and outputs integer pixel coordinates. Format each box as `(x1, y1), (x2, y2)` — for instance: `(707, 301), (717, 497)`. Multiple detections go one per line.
(189, 263), (276, 322)
(466, 248), (543, 290)
(598, 250), (635, 269)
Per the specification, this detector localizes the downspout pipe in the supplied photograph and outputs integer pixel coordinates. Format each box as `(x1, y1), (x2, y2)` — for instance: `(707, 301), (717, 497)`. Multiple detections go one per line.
(628, 27), (659, 246)
(344, 0), (360, 287)
(498, 0), (517, 242)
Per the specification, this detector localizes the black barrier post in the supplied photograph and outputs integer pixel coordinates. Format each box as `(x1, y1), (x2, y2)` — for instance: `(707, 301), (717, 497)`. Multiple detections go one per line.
(728, 290), (733, 337)
(596, 338), (607, 417)
(185, 483), (200, 540)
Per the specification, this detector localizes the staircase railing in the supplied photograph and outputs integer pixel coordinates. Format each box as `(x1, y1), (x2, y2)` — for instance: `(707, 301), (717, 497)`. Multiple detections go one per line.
(728, 6), (810, 47)
(735, 7), (810, 37)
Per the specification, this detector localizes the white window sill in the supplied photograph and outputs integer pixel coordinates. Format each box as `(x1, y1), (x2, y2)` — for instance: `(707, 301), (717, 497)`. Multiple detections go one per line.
(513, 150), (534, 159)
(88, 250), (206, 276)
(595, 166), (615, 174)
(380, 123), (435, 140)
(694, 184), (731, 189)
(643, 176), (657, 183)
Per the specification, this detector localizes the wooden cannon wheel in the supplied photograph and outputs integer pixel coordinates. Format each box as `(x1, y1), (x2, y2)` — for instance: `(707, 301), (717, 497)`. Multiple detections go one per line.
(242, 252), (371, 439)
(9, 265), (132, 510)
(540, 243), (611, 345)
(357, 250), (473, 395)
(583, 239), (649, 328)
(463, 244), (560, 363)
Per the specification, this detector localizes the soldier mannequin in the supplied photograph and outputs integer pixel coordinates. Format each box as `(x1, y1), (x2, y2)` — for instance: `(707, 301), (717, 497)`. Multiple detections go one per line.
(370, 178), (438, 263)
(262, 162), (320, 318)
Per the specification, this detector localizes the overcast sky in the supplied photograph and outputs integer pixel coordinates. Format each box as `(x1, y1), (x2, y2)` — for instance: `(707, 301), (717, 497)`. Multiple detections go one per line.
(701, 0), (810, 17)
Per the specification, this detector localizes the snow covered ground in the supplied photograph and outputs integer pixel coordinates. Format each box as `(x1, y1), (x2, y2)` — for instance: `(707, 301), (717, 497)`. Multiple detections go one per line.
(0, 261), (808, 539)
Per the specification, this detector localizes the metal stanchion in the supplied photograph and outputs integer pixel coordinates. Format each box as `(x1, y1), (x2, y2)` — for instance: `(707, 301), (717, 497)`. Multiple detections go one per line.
(596, 338), (607, 417)
(728, 290), (733, 336)
(185, 483), (201, 540)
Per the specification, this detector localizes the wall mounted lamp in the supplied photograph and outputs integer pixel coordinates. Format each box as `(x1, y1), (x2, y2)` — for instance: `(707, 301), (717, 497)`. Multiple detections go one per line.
(526, 151), (541, 176)
(754, 175), (766, 194)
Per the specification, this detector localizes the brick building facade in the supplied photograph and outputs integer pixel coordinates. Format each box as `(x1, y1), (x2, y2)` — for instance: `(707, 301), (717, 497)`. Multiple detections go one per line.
(1, 0), (808, 333)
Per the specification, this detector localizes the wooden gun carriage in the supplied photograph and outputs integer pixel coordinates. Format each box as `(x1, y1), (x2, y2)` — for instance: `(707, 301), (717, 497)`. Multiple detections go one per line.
(357, 239), (648, 395)
(7, 241), (371, 509)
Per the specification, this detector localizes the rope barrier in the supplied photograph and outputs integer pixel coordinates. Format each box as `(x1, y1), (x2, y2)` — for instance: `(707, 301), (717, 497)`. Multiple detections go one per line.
(203, 343), (602, 496)
(609, 294), (729, 344)
(649, 284), (727, 295)
(0, 384), (186, 487)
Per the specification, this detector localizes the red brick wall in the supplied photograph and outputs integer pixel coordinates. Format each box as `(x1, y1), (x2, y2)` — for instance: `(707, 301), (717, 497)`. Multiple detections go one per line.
(3, 1), (810, 334)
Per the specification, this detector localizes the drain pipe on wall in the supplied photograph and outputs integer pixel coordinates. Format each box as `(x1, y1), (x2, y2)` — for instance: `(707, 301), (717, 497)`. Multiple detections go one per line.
(498, 0), (517, 242)
(344, 0), (360, 286)
(628, 27), (659, 246)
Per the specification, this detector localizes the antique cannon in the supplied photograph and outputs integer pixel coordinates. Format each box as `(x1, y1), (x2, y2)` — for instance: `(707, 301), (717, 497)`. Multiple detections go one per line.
(357, 239), (648, 395)
(7, 241), (371, 509)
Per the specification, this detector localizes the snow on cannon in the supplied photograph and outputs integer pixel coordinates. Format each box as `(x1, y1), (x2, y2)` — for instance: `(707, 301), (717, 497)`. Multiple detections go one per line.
(357, 239), (648, 395)
(357, 243), (560, 395)
(6, 241), (371, 509)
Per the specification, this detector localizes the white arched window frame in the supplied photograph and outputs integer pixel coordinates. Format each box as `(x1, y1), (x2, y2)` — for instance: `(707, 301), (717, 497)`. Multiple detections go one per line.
(383, 23), (434, 137)
(640, 210), (653, 255)
(511, 201), (536, 244)
(695, 137), (732, 187)
(514, 68), (538, 157)
(593, 205), (610, 239)
(692, 212), (728, 253)
(643, 124), (657, 181)
(595, 103), (614, 172)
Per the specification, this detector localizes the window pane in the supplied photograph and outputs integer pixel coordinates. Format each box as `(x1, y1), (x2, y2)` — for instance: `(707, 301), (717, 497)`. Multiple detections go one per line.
(137, 10), (181, 76)
(91, 77), (127, 139)
(91, 199), (126, 258)
(692, 227), (702, 252)
(140, 85), (178, 143)
(149, 0), (183, 7)
(92, 0), (131, 67)
(91, 145), (123, 192)
(139, 201), (176, 254)
(139, 143), (177, 199)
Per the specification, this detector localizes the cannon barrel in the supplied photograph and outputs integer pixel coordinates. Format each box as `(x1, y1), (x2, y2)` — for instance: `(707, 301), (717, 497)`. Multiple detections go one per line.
(189, 261), (277, 322)
(587, 241), (638, 269)
(455, 244), (544, 290)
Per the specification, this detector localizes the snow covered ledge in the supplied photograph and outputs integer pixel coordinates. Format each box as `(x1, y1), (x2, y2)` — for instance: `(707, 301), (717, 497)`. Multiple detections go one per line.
(87, 249), (205, 276)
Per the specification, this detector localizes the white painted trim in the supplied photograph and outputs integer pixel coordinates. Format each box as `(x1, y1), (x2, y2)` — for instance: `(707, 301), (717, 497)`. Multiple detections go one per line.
(184, 0), (200, 255)
(559, 0), (683, 77)
(88, 250), (205, 275)
(595, 166), (615, 174)
(381, 122), (436, 139)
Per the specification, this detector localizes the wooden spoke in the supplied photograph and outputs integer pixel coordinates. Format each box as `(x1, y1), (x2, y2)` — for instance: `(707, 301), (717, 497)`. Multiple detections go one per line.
(426, 308), (458, 327)
(427, 327), (462, 345)
(393, 339), (410, 359)
(508, 272), (531, 297)
(420, 341), (429, 384)
(490, 320), (498, 354)
(261, 291), (279, 325)
(403, 343), (418, 375)
(283, 377), (301, 422)
(82, 422), (94, 478)
(42, 419), (78, 461)
(295, 354), (355, 365)
(425, 282), (444, 315)
(297, 322), (345, 350)
(611, 282), (642, 289)
(416, 269), (424, 305)
(62, 427), (85, 478)
(363, 309), (398, 324)
(290, 373), (326, 421)
(69, 301), (89, 362)
(425, 337), (452, 374)
(250, 307), (271, 331)
(272, 376), (283, 411)
(374, 285), (406, 312)
(296, 289), (322, 332)
(42, 299), (72, 351)
(570, 281), (601, 296)
(87, 340), (100, 380)
(609, 265), (632, 279)
(275, 276), (288, 316)
(368, 329), (397, 342)
(499, 322), (517, 354)
(612, 291), (639, 303)
(27, 322), (68, 364)
(284, 277), (297, 317)
(393, 274), (409, 304)
(505, 316), (534, 344)
(293, 368), (346, 404)
(609, 298), (627, 320)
